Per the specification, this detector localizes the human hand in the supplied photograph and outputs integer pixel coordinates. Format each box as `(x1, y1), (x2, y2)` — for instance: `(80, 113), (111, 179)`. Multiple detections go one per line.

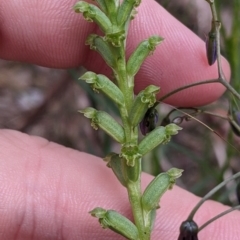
(0, 0), (238, 239)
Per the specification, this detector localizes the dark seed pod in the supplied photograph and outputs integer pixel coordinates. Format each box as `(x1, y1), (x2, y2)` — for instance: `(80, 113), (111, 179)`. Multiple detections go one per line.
(178, 220), (199, 240)
(206, 30), (217, 66)
(236, 181), (240, 204)
(139, 107), (159, 135)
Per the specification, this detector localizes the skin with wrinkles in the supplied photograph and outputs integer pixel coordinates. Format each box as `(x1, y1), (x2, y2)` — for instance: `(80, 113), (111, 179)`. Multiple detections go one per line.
(0, 0), (239, 239)
(0, 0), (230, 106)
(1, 130), (240, 240)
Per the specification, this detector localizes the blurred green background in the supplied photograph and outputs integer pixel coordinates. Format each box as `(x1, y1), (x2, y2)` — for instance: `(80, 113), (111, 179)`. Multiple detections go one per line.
(0, 0), (239, 205)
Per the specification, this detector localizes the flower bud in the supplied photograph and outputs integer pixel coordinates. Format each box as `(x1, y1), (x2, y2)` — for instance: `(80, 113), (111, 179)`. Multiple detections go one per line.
(80, 108), (125, 143)
(89, 208), (139, 240)
(139, 124), (181, 156)
(130, 86), (160, 128)
(74, 1), (112, 33)
(127, 36), (164, 77)
(80, 71), (125, 106)
(86, 34), (116, 68)
(139, 126), (167, 156)
(165, 123), (182, 136)
(178, 220), (199, 240)
(117, 0), (140, 26)
(105, 29), (126, 47)
(141, 168), (183, 211)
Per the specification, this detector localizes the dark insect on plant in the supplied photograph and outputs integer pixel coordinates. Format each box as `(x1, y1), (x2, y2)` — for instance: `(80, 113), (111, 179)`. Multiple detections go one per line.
(139, 107), (159, 135)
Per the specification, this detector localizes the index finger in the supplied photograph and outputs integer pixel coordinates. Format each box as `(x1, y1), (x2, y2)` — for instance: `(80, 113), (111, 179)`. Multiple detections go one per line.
(0, 0), (230, 106)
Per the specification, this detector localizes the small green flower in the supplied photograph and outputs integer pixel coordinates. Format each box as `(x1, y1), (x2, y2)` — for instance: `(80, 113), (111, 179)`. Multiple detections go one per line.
(120, 143), (142, 167)
(127, 36), (164, 78)
(89, 207), (139, 240)
(80, 108), (125, 143)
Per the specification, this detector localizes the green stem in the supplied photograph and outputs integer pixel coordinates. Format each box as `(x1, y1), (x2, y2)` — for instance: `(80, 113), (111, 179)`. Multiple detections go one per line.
(228, 115), (240, 134)
(218, 78), (240, 102)
(115, 43), (133, 141)
(115, 38), (147, 239)
(200, 110), (228, 120)
(152, 0), (240, 106)
(187, 171), (240, 221)
(142, 210), (154, 239)
(198, 205), (240, 232)
(209, 1), (240, 101)
(155, 79), (219, 105)
(126, 173), (147, 239)
(207, 1), (225, 78)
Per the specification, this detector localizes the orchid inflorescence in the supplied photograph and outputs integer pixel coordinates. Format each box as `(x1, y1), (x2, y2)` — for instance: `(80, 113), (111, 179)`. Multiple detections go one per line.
(73, 0), (240, 239)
